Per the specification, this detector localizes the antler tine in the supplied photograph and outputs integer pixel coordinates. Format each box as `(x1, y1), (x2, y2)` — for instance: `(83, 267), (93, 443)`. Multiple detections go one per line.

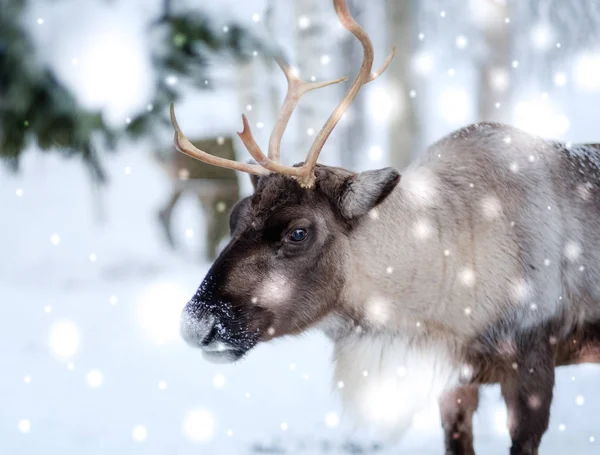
(298, 0), (395, 187)
(369, 46), (396, 82)
(170, 0), (393, 187)
(170, 104), (270, 176)
(238, 113), (304, 178)
(267, 55), (349, 162)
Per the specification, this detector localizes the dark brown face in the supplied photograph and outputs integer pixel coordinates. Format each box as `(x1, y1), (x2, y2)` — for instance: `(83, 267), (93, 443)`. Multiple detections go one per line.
(180, 164), (400, 363)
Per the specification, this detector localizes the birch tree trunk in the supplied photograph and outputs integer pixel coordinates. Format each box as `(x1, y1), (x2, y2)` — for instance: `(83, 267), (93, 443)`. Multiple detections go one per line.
(385, 0), (419, 170)
(235, 62), (257, 125)
(475, 0), (511, 122)
(264, 1), (286, 126)
(234, 60), (257, 194)
(292, 0), (342, 166)
(339, 1), (366, 170)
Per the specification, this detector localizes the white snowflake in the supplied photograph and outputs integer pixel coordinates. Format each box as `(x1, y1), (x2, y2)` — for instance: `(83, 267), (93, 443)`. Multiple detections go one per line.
(18, 419), (31, 433)
(459, 268), (476, 287)
(412, 219), (433, 240)
(212, 374), (226, 389)
(86, 369), (104, 388)
(183, 409), (215, 442)
(564, 241), (582, 262)
(132, 425), (147, 442)
(325, 412), (339, 428)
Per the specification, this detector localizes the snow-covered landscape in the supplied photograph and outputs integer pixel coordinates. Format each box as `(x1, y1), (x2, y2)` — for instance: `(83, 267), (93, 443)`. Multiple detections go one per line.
(3, 0), (600, 453)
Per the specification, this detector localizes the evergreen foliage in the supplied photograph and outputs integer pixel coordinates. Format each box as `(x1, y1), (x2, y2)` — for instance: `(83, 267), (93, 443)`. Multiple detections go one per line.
(0, 0), (263, 182)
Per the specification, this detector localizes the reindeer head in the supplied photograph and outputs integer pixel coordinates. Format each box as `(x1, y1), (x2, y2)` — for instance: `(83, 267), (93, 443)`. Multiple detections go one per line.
(173, 0), (397, 363)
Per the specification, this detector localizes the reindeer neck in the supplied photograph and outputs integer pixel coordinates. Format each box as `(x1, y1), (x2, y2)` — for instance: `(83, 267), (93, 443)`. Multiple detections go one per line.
(336, 163), (512, 343)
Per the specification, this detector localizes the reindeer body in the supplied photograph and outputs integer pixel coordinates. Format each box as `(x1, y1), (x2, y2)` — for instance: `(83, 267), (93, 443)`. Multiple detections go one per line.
(177, 121), (600, 454)
(337, 122), (600, 340)
(325, 122), (600, 451)
(170, 2), (600, 453)
(329, 122), (600, 346)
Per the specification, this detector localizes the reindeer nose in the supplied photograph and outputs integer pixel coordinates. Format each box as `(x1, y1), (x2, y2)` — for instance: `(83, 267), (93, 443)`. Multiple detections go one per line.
(180, 305), (216, 348)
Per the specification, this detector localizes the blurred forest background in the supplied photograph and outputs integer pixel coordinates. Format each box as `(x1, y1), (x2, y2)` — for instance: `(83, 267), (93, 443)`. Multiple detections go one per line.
(2, 0), (600, 454)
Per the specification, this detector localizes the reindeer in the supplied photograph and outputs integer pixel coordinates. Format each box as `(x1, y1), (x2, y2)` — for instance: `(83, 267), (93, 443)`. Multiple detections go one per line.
(170, 1), (600, 454)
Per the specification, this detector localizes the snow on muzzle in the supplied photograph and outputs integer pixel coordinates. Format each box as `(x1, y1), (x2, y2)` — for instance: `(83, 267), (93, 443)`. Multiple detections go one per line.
(180, 297), (262, 364)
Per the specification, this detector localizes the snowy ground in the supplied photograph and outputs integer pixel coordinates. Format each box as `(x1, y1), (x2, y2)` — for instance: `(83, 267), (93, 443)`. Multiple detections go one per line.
(1, 142), (600, 455)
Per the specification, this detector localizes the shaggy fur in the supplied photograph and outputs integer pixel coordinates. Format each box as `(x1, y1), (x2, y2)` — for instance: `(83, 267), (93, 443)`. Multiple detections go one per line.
(180, 122), (600, 455)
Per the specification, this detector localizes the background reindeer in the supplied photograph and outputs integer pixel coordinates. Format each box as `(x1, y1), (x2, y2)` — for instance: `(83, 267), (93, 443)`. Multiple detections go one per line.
(154, 137), (240, 261)
(174, 1), (600, 454)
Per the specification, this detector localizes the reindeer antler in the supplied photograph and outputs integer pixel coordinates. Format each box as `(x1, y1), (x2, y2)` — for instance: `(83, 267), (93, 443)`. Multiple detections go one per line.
(170, 0), (395, 187)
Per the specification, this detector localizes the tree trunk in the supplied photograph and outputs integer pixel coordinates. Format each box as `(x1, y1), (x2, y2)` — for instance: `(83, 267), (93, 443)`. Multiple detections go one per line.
(292, 0), (342, 166)
(476, 0), (511, 122)
(385, 0), (419, 170)
(234, 60), (258, 194)
(339, 6), (366, 170)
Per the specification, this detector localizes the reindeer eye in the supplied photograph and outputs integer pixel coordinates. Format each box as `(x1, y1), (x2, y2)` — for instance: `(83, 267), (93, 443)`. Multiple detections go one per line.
(288, 228), (308, 242)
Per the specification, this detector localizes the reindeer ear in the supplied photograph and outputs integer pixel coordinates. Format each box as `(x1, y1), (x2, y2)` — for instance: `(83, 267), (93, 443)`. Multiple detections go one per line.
(339, 167), (400, 219)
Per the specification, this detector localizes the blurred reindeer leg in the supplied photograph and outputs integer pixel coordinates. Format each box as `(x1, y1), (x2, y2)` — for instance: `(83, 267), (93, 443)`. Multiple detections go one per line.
(196, 191), (215, 261)
(555, 320), (600, 367)
(157, 189), (182, 248)
(212, 200), (231, 260)
(500, 340), (554, 455)
(579, 321), (600, 363)
(205, 203), (219, 261)
(217, 189), (239, 255)
(440, 385), (479, 455)
(199, 185), (239, 262)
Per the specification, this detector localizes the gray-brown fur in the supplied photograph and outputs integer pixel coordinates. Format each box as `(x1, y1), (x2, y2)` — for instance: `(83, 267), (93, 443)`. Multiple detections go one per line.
(444, 319), (600, 455)
(179, 122), (600, 454)
(440, 385), (479, 455)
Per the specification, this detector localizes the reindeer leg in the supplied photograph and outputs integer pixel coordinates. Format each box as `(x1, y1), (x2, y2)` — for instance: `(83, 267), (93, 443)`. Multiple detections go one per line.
(439, 385), (479, 455)
(158, 190), (182, 248)
(556, 320), (600, 366)
(500, 339), (555, 455)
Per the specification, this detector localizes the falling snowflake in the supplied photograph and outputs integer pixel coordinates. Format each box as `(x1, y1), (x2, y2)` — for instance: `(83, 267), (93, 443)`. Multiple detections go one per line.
(459, 268), (476, 287)
(18, 419), (31, 433)
(132, 425), (148, 442)
(183, 409), (215, 442)
(325, 412), (339, 428)
(212, 374), (226, 389)
(87, 370), (104, 388)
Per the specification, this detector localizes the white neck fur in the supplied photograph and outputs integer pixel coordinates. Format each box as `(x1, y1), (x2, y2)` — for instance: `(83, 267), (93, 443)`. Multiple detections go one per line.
(328, 326), (462, 438)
